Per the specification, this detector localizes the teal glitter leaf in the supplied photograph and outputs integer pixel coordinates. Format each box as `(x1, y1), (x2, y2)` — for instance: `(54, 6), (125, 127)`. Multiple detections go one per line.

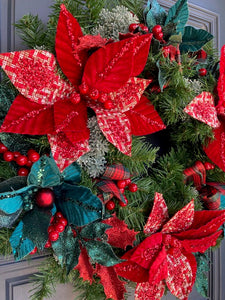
(54, 183), (103, 226)
(165, 0), (189, 35)
(22, 207), (51, 250)
(84, 240), (122, 267)
(80, 222), (111, 240)
(145, 0), (167, 29)
(10, 221), (35, 260)
(194, 253), (209, 298)
(51, 227), (80, 273)
(62, 162), (81, 184)
(28, 156), (61, 187)
(180, 26), (214, 52)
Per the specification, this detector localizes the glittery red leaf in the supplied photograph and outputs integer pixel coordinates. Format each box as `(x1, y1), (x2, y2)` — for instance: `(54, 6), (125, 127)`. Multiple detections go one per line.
(115, 259), (149, 283)
(0, 50), (73, 105)
(217, 45), (225, 105)
(55, 4), (84, 87)
(108, 78), (150, 112)
(184, 92), (220, 128)
(53, 99), (89, 143)
(48, 133), (90, 172)
(181, 230), (222, 253)
(148, 246), (168, 285)
(125, 96), (166, 136)
(102, 214), (138, 250)
(95, 264), (127, 300)
(91, 106), (132, 155)
(144, 192), (169, 235)
(0, 94), (54, 134)
(203, 122), (225, 171)
(75, 246), (94, 283)
(130, 233), (163, 270)
(82, 34), (152, 93)
(162, 200), (194, 234)
(166, 252), (194, 300)
(134, 281), (165, 300)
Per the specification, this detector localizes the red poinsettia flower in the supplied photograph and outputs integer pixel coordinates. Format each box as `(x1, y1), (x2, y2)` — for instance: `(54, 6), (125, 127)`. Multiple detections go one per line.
(115, 192), (225, 300)
(0, 5), (165, 171)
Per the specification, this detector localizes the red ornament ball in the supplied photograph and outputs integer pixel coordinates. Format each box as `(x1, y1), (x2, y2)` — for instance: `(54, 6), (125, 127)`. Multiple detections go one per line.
(47, 225), (55, 234)
(35, 188), (55, 208)
(204, 162), (215, 170)
(0, 143), (7, 153)
(128, 183), (138, 192)
(129, 23), (139, 32)
(125, 178), (131, 185)
(55, 211), (63, 219)
(55, 223), (65, 233)
(154, 31), (164, 41)
(48, 231), (59, 242)
(119, 188), (125, 194)
(199, 68), (207, 76)
(117, 180), (127, 189)
(3, 151), (14, 162)
(106, 200), (115, 210)
(28, 151), (40, 163)
(17, 168), (29, 176)
(29, 246), (37, 255)
(44, 240), (52, 248)
(152, 25), (162, 35)
(196, 49), (207, 60)
(26, 160), (33, 168)
(13, 151), (21, 159)
(138, 24), (149, 32)
(16, 155), (28, 166)
(59, 218), (68, 226)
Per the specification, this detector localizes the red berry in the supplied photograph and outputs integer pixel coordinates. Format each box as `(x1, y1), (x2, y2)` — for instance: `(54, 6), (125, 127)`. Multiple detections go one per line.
(119, 188), (125, 194)
(26, 160), (33, 167)
(29, 246), (38, 255)
(104, 100), (114, 109)
(119, 195), (128, 207)
(196, 49), (207, 60)
(35, 188), (55, 208)
(16, 155), (28, 166)
(70, 93), (81, 104)
(55, 212), (63, 219)
(44, 240), (52, 248)
(106, 200), (115, 210)
(79, 82), (89, 95)
(89, 89), (99, 100)
(48, 231), (59, 242)
(199, 68), (207, 76)
(129, 23), (139, 32)
(154, 31), (164, 41)
(72, 229), (77, 237)
(125, 178), (131, 185)
(28, 151), (40, 163)
(0, 143), (8, 153)
(27, 149), (36, 156)
(128, 183), (138, 192)
(3, 151), (14, 162)
(17, 168), (29, 176)
(55, 223), (65, 233)
(47, 225), (55, 234)
(204, 162), (215, 170)
(139, 24), (149, 32)
(13, 151), (21, 159)
(152, 25), (162, 35)
(117, 180), (127, 189)
(59, 218), (68, 226)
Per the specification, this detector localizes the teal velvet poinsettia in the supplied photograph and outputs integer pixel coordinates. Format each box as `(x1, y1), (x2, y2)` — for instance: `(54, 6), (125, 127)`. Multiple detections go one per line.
(0, 155), (103, 260)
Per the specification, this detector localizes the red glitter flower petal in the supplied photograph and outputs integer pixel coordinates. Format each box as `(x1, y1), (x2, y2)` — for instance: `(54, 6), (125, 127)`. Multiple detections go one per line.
(134, 281), (165, 300)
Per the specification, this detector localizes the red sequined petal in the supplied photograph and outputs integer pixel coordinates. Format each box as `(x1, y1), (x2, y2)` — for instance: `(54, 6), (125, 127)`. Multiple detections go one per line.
(144, 192), (169, 235)
(115, 260), (149, 283)
(166, 252), (194, 300)
(217, 45), (225, 106)
(75, 246), (94, 283)
(125, 95), (166, 136)
(108, 78), (150, 112)
(134, 281), (165, 300)
(48, 133), (90, 172)
(148, 245), (168, 285)
(55, 4), (84, 87)
(162, 200), (194, 234)
(184, 92), (220, 128)
(0, 50), (73, 105)
(0, 94), (54, 134)
(203, 122), (225, 172)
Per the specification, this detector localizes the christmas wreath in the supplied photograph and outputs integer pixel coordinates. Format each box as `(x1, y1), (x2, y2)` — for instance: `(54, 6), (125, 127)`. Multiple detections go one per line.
(0, 0), (225, 299)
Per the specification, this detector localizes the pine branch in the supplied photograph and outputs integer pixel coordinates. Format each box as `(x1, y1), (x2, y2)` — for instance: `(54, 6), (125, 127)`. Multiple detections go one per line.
(117, 0), (146, 22)
(0, 228), (13, 256)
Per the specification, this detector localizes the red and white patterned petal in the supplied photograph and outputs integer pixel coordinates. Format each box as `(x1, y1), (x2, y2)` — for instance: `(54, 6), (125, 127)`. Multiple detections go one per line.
(162, 200), (194, 234)
(108, 78), (150, 113)
(144, 192), (169, 235)
(0, 50), (74, 105)
(166, 253), (194, 300)
(134, 281), (165, 300)
(90, 103), (132, 155)
(184, 92), (220, 128)
(48, 133), (90, 172)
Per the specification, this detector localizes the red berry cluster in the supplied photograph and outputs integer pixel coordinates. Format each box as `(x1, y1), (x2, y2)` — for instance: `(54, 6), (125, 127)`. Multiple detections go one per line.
(198, 68), (207, 77)
(46, 212), (68, 245)
(106, 178), (138, 210)
(204, 162), (215, 170)
(0, 143), (40, 176)
(152, 25), (163, 41)
(79, 82), (114, 110)
(128, 23), (149, 33)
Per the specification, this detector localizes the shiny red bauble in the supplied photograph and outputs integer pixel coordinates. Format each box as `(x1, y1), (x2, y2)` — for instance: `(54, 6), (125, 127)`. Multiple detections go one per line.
(106, 200), (115, 210)
(154, 31), (164, 41)
(44, 240), (52, 248)
(59, 218), (68, 226)
(129, 23), (139, 32)
(117, 180), (127, 189)
(55, 223), (65, 233)
(196, 49), (207, 60)
(28, 151), (40, 163)
(35, 188), (55, 208)
(152, 25), (162, 35)
(48, 231), (59, 242)
(0, 143), (7, 153)
(204, 162), (215, 170)
(3, 151), (14, 162)
(128, 183), (138, 192)
(16, 155), (28, 166)
(199, 68), (207, 76)
(139, 24), (149, 32)
(17, 168), (29, 176)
